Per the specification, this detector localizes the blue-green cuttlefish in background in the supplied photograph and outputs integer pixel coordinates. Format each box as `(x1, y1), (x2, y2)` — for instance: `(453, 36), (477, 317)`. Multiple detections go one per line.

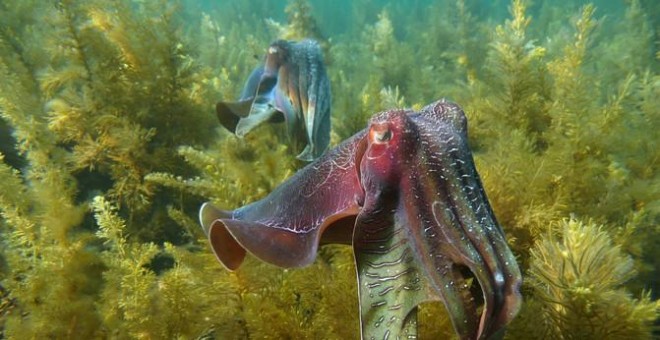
(201, 100), (522, 339)
(216, 39), (331, 161)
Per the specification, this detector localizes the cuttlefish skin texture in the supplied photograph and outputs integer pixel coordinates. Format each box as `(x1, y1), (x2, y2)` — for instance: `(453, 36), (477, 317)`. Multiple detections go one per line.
(200, 100), (522, 340)
(216, 39), (331, 161)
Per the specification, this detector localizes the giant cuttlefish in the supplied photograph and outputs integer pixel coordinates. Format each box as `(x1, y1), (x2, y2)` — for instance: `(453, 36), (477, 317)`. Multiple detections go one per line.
(216, 39), (331, 161)
(201, 100), (522, 339)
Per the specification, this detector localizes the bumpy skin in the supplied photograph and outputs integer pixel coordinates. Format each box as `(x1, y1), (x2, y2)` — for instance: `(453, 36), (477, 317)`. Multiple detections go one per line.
(216, 39), (331, 161)
(200, 100), (522, 340)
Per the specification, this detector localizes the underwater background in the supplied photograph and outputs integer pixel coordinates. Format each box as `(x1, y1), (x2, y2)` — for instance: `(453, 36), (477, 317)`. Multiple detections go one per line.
(0, 0), (658, 338)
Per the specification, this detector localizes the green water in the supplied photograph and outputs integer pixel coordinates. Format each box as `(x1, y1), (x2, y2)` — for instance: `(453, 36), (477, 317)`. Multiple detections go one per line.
(0, 0), (657, 338)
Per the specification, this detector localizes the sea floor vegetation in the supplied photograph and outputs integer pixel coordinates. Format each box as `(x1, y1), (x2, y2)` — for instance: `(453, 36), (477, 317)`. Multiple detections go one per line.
(0, 0), (657, 338)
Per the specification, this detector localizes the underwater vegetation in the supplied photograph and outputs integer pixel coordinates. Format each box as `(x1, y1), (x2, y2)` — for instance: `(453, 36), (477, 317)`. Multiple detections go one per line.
(0, 0), (658, 338)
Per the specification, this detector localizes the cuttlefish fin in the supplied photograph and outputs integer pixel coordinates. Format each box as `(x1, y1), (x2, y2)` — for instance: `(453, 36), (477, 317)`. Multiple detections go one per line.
(234, 75), (285, 137)
(199, 203), (246, 270)
(199, 202), (322, 270)
(215, 100), (254, 133)
(215, 65), (268, 133)
(234, 103), (279, 137)
(216, 66), (283, 137)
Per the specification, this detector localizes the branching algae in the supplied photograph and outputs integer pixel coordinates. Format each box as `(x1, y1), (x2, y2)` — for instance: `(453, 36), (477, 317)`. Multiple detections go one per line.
(0, 0), (657, 338)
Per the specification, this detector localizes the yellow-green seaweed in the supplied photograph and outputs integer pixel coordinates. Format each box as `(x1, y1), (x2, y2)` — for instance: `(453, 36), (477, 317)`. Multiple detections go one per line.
(0, 0), (657, 338)
(508, 218), (658, 339)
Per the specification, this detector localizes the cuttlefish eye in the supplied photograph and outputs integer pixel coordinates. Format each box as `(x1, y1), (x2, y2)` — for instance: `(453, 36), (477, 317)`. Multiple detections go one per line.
(369, 123), (393, 144)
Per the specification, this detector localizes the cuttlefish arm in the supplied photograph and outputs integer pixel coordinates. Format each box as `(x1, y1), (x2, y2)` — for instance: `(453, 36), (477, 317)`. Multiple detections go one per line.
(287, 39), (331, 161)
(232, 41), (289, 138)
(353, 101), (522, 339)
(215, 65), (266, 133)
(199, 130), (367, 270)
